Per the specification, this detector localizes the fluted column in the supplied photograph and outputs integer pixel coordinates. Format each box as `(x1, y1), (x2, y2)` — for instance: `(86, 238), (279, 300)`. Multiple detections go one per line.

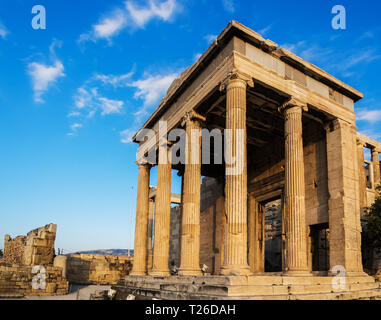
(372, 148), (380, 187)
(281, 99), (309, 274)
(130, 163), (151, 275)
(147, 198), (155, 272)
(179, 111), (204, 276)
(150, 143), (172, 276)
(220, 74), (251, 276)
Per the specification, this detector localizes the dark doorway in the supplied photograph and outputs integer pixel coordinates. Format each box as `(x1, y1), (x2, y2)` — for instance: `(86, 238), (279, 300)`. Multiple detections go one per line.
(264, 199), (283, 272)
(310, 223), (330, 272)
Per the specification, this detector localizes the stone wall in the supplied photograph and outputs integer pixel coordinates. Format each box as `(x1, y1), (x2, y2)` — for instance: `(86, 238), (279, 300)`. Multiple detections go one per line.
(1, 224), (68, 296)
(65, 254), (133, 285)
(199, 177), (224, 275)
(0, 261), (68, 296)
(3, 235), (26, 265)
(3, 224), (57, 266)
(169, 206), (182, 268)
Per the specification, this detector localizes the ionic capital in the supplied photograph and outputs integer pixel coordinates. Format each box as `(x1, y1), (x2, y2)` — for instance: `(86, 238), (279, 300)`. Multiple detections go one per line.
(278, 97), (308, 114)
(219, 70), (254, 92)
(157, 137), (173, 148)
(135, 160), (153, 168)
(181, 110), (206, 128)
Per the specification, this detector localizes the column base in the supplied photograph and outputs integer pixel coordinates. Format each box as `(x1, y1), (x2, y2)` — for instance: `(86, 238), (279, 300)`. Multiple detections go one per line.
(283, 269), (312, 277)
(178, 267), (202, 276)
(328, 271), (369, 277)
(220, 265), (252, 276)
(149, 269), (171, 277)
(129, 271), (147, 276)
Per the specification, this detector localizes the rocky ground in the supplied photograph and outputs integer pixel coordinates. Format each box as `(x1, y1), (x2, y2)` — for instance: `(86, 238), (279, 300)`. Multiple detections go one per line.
(0, 284), (112, 300)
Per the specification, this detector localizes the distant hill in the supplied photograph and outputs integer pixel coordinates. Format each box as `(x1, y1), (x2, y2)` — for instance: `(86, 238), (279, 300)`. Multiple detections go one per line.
(69, 249), (133, 257)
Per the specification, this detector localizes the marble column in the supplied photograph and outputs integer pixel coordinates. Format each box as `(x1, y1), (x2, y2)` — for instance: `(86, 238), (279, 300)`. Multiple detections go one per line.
(150, 143), (172, 276)
(147, 198), (155, 272)
(220, 74), (251, 276)
(130, 163), (151, 275)
(372, 148), (380, 187)
(281, 99), (309, 274)
(178, 112), (204, 276)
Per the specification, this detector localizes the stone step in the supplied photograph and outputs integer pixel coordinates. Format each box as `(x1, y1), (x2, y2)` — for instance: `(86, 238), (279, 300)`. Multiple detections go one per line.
(120, 279), (381, 298)
(0, 293), (24, 299)
(287, 289), (381, 301)
(126, 274), (376, 287)
(114, 284), (381, 301)
(114, 276), (381, 300)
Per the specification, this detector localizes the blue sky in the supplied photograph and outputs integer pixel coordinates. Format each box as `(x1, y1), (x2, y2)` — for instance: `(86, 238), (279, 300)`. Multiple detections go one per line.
(0, 0), (380, 252)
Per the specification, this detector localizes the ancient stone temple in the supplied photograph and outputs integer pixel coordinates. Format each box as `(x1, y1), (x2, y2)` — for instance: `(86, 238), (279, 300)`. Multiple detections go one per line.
(114, 21), (381, 300)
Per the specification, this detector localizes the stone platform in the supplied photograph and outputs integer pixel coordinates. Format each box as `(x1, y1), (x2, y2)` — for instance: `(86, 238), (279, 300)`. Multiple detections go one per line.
(112, 274), (381, 300)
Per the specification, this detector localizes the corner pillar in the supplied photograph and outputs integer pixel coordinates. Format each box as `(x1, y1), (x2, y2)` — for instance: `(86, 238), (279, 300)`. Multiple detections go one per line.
(357, 140), (367, 211)
(372, 148), (380, 187)
(326, 119), (364, 275)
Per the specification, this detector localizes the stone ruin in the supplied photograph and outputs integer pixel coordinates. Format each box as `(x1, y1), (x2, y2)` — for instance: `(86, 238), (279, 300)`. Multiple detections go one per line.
(0, 224), (68, 297)
(63, 253), (133, 285)
(0, 224), (135, 296)
(3, 223), (56, 266)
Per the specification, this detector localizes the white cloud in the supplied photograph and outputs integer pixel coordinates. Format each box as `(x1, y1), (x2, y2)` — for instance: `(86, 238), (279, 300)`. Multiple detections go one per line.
(280, 41), (305, 54)
(72, 86), (124, 117)
(222, 0), (235, 13)
(67, 123), (83, 136)
(95, 10), (127, 40)
(93, 71), (134, 87)
(0, 22), (8, 39)
(80, 0), (178, 43)
(27, 60), (65, 103)
(120, 128), (137, 144)
(357, 109), (381, 123)
(68, 111), (80, 117)
(280, 39), (380, 77)
(79, 10), (127, 43)
(193, 53), (202, 61)
(128, 72), (178, 107)
(70, 69), (178, 142)
(204, 34), (217, 44)
(70, 123), (83, 131)
(125, 0), (177, 28)
(74, 87), (97, 110)
(344, 50), (381, 69)
(258, 25), (272, 37)
(98, 97), (124, 115)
